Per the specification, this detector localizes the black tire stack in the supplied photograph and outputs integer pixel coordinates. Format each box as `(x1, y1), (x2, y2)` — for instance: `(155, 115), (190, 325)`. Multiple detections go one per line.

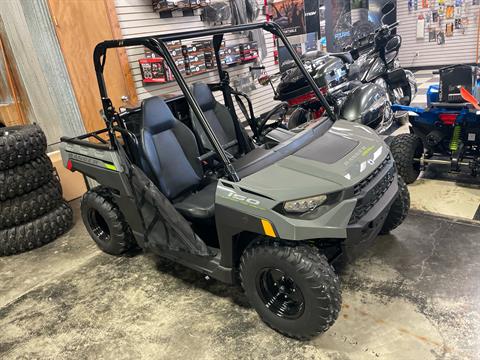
(0, 125), (73, 256)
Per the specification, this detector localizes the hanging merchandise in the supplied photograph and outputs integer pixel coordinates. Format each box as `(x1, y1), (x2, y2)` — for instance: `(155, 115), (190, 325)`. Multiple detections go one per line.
(438, 4), (445, 16)
(203, 1), (231, 25)
(423, 0), (429, 8)
(239, 42), (259, 63)
(454, 4), (463, 17)
(425, 10), (432, 27)
(232, 73), (256, 93)
(230, 0), (259, 24)
(417, 14), (426, 38)
(455, 18), (465, 33)
(230, 0), (266, 60)
(139, 58), (172, 83)
(429, 27), (437, 41)
(223, 45), (241, 66)
(446, 5), (454, 18)
(437, 30), (446, 43)
(446, 21), (454, 35)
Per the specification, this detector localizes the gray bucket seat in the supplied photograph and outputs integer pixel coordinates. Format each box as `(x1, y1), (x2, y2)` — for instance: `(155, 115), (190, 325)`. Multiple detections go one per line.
(190, 82), (241, 157)
(140, 96), (216, 220)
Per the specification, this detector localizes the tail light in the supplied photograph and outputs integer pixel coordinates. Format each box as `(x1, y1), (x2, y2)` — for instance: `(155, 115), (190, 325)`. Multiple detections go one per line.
(438, 113), (458, 126)
(286, 87), (327, 107)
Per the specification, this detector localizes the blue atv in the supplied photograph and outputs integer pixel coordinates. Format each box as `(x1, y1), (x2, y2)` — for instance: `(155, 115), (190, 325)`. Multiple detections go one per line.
(389, 65), (480, 184)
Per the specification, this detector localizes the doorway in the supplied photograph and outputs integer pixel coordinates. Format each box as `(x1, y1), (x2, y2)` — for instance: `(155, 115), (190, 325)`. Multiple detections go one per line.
(48, 0), (138, 133)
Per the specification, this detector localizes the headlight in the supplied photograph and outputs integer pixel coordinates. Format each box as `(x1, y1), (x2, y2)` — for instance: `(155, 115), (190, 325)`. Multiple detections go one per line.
(283, 195), (327, 213)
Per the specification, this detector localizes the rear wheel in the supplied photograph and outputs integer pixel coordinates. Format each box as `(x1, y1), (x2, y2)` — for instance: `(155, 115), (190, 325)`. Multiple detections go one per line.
(287, 107), (308, 129)
(81, 186), (135, 255)
(240, 241), (341, 340)
(390, 133), (423, 184)
(380, 176), (410, 234)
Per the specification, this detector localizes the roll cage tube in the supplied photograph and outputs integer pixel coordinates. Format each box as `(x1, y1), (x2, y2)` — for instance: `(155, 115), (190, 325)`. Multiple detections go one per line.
(92, 22), (336, 181)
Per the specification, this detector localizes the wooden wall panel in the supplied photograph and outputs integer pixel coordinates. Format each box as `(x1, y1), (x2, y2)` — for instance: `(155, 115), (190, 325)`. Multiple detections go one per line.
(0, 0), (85, 145)
(49, 0), (139, 133)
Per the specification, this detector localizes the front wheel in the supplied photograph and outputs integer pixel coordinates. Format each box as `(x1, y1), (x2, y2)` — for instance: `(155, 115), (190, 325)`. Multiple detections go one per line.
(390, 133), (424, 184)
(240, 241), (341, 340)
(380, 176), (410, 235)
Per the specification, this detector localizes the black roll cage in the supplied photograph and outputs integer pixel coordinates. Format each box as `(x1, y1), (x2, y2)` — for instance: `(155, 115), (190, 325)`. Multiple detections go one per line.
(93, 21), (336, 182)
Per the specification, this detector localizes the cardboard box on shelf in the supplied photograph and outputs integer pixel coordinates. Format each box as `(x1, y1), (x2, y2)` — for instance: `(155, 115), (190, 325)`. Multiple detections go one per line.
(240, 41), (259, 63)
(188, 63), (207, 74)
(186, 53), (205, 63)
(139, 58), (170, 83)
(223, 45), (241, 66)
(153, 0), (175, 11)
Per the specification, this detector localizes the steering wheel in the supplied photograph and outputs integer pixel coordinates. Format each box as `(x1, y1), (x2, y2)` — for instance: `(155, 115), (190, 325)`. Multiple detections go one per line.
(256, 102), (289, 140)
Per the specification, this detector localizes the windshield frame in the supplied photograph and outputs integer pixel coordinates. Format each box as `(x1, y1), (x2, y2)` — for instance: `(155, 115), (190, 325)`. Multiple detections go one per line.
(93, 22), (336, 182)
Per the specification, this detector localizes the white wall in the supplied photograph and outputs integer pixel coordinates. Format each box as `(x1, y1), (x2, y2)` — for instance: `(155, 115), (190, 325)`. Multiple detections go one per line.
(398, 1), (480, 68)
(114, 0), (280, 118)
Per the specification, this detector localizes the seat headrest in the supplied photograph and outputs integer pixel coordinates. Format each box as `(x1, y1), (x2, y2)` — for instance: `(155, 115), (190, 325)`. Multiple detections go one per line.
(192, 83), (216, 111)
(142, 97), (176, 133)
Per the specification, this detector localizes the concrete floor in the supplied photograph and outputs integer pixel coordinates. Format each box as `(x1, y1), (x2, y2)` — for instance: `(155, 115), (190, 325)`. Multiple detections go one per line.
(1, 201), (479, 359)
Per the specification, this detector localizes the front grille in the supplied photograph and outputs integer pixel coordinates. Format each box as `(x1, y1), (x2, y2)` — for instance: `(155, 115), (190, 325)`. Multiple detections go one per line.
(353, 154), (391, 196)
(349, 162), (395, 225)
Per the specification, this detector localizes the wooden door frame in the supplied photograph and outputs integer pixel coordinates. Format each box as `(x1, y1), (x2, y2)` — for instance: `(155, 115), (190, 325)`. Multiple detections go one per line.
(48, 0), (138, 107)
(104, 0), (138, 106)
(0, 22), (26, 126)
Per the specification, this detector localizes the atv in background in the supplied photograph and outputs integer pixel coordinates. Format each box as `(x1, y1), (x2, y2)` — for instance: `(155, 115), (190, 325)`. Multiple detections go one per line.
(390, 65), (480, 184)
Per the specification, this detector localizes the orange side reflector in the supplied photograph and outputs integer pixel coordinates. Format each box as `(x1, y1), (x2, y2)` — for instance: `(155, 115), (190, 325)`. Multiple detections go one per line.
(261, 219), (276, 237)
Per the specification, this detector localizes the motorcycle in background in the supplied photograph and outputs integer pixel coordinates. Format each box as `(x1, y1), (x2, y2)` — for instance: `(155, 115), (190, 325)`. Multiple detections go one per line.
(336, 2), (417, 106)
(253, 51), (394, 135)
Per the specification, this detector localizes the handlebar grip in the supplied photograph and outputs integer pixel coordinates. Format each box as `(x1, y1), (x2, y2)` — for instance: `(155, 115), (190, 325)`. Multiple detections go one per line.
(249, 66), (265, 71)
(388, 21), (399, 29)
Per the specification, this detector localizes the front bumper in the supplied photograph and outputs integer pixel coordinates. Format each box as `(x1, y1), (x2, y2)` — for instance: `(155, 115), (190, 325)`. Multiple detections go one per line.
(342, 172), (399, 260)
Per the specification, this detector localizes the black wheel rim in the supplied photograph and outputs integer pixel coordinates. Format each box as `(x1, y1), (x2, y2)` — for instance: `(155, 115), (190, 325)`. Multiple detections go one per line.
(88, 209), (110, 243)
(256, 268), (305, 320)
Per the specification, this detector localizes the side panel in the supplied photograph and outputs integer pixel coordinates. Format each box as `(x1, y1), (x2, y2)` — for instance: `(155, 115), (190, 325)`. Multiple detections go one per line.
(60, 143), (146, 245)
(215, 180), (356, 268)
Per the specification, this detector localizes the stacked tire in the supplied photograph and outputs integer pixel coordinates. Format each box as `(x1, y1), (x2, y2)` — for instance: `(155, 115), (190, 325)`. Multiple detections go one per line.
(0, 125), (73, 256)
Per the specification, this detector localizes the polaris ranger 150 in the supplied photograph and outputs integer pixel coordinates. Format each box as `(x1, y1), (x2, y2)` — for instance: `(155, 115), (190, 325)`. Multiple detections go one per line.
(60, 22), (409, 340)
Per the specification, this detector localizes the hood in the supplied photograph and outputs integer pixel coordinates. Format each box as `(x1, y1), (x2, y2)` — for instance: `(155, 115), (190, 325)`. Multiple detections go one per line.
(238, 120), (389, 201)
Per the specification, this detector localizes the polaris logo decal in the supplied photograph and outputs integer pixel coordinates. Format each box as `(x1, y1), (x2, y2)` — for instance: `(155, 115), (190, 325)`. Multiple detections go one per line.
(68, 152), (105, 168)
(218, 186), (266, 210)
(227, 192), (261, 206)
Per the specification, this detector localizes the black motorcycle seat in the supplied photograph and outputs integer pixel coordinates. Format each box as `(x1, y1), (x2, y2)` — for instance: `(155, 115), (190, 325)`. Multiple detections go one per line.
(330, 52), (354, 64)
